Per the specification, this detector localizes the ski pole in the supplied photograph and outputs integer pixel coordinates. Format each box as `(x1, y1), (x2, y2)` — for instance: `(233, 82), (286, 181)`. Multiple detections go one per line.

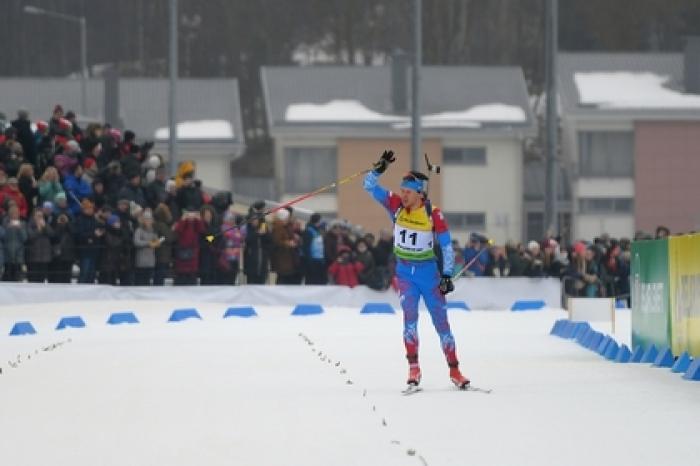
(452, 239), (495, 280)
(205, 163), (380, 243)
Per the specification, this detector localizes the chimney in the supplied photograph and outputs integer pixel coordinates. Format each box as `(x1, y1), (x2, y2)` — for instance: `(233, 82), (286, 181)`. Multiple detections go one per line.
(103, 65), (123, 128)
(684, 36), (700, 94)
(391, 49), (409, 114)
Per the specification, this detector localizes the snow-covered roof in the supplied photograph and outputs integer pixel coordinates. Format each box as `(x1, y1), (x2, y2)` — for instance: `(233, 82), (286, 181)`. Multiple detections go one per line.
(574, 72), (700, 109)
(155, 120), (235, 140)
(558, 52), (700, 118)
(262, 65), (535, 132)
(285, 100), (527, 128)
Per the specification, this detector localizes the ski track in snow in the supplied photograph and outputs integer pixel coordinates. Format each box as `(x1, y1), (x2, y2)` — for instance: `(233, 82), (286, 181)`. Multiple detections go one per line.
(0, 302), (698, 466)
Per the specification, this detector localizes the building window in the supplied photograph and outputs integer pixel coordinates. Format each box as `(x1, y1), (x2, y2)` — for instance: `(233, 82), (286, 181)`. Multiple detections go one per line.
(443, 212), (486, 230)
(443, 147), (487, 165)
(579, 197), (634, 214)
(284, 147), (337, 193)
(578, 131), (634, 176)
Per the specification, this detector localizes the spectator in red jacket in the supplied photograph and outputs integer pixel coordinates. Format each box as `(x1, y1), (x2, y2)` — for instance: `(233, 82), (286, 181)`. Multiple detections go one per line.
(173, 210), (205, 285)
(0, 177), (29, 218)
(328, 245), (364, 288)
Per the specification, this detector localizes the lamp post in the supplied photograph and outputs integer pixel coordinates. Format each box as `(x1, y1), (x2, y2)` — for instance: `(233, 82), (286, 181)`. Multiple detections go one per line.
(24, 5), (88, 116)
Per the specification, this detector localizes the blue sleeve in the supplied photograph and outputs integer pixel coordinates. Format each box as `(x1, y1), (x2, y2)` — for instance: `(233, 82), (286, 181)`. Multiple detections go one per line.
(363, 171), (391, 212)
(437, 231), (454, 276)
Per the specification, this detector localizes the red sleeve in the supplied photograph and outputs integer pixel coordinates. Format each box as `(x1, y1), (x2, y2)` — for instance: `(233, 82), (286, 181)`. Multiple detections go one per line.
(431, 207), (449, 234)
(387, 193), (402, 214)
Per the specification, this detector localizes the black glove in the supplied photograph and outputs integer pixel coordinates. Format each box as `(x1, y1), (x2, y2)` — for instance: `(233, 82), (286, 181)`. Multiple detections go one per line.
(439, 275), (454, 295)
(374, 150), (396, 174)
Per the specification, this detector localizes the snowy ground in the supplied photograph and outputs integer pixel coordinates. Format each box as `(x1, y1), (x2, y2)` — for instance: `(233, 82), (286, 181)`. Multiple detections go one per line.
(0, 302), (698, 466)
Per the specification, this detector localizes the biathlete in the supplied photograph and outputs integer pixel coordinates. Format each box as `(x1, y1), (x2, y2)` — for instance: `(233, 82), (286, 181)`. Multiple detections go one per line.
(363, 150), (469, 389)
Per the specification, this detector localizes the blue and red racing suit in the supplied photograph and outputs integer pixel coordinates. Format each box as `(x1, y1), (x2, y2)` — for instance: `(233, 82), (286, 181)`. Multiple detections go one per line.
(364, 170), (460, 366)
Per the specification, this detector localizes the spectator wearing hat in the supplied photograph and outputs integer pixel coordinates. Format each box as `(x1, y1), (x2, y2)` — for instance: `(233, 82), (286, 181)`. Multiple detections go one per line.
(100, 161), (126, 206)
(462, 233), (490, 277)
(328, 245), (364, 288)
(0, 177), (29, 219)
(74, 199), (102, 283)
(53, 192), (72, 219)
(63, 164), (92, 216)
(145, 166), (169, 209)
(38, 166), (64, 206)
(98, 214), (125, 285)
(271, 208), (301, 284)
(26, 209), (54, 283)
(243, 202), (271, 284)
(53, 139), (81, 177)
(48, 104), (65, 137)
(113, 197), (137, 286)
(173, 209), (205, 285)
(153, 203), (175, 286)
(302, 213), (327, 285)
(217, 209), (245, 285)
(523, 240), (545, 277)
(133, 209), (160, 286)
(64, 111), (83, 141)
(11, 110), (36, 167)
(34, 120), (53, 174)
(49, 211), (76, 283)
(175, 171), (204, 214)
(2, 204), (28, 281)
(117, 173), (147, 209)
(198, 205), (220, 285)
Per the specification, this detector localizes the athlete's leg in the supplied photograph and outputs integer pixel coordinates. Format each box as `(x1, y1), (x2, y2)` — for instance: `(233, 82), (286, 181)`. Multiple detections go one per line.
(418, 264), (459, 366)
(397, 266), (421, 363)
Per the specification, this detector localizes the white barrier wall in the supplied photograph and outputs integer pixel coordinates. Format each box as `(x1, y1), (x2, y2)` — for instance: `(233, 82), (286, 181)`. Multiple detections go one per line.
(0, 278), (561, 310)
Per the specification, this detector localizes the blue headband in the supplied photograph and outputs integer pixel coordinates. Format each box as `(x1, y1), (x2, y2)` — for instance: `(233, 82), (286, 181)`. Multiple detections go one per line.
(400, 178), (424, 192)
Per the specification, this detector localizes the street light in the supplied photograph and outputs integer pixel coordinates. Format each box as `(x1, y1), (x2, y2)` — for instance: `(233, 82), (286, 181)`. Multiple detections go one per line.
(24, 5), (88, 116)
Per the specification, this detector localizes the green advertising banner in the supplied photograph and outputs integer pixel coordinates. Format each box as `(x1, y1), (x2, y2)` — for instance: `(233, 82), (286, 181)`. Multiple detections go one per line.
(668, 234), (700, 357)
(631, 239), (671, 352)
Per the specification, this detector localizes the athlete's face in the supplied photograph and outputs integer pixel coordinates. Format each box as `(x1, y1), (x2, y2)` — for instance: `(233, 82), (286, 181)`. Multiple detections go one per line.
(400, 188), (422, 209)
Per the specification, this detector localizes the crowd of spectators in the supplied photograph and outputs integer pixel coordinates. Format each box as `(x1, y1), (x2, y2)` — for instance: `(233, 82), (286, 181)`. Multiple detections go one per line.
(0, 106), (672, 297)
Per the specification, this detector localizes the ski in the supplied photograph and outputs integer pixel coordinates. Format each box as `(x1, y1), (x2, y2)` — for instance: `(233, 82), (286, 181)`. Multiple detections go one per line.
(458, 384), (492, 394)
(401, 384), (423, 396)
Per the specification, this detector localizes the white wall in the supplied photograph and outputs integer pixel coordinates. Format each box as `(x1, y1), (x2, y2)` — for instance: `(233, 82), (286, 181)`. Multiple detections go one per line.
(441, 138), (523, 245)
(575, 214), (635, 240)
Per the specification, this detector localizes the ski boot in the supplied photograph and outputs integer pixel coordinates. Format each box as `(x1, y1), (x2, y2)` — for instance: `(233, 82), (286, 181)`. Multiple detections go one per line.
(449, 366), (470, 390)
(407, 364), (422, 386)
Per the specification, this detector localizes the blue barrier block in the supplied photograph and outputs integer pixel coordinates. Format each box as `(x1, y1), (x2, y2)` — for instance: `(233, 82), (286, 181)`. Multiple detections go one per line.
(360, 302), (396, 314)
(652, 346), (674, 368)
(559, 321), (577, 338)
(107, 312), (139, 325)
(446, 301), (470, 311)
(581, 330), (596, 347)
(641, 344), (658, 364)
(56, 316), (86, 330)
(597, 335), (613, 355)
(571, 322), (591, 340)
(630, 346), (645, 362)
(586, 332), (604, 351)
(291, 304), (324, 316)
(168, 308), (202, 322)
(511, 300), (546, 311)
(576, 327), (592, 345)
(223, 306), (258, 318)
(604, 341), (620, 360)
(9, 321), (37, 336)
(671, 351), (692, 373)
(549, 319), (566, 336)
(614, 344), (632, 363)
(682, 358), (700, 381)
